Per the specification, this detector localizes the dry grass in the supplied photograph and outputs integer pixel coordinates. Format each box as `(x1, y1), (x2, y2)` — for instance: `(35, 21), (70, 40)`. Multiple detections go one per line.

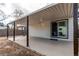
(0, 39), (43, 56)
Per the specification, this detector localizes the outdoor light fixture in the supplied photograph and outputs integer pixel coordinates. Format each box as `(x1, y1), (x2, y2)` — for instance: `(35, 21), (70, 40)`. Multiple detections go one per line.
(40, 16), (44, 26)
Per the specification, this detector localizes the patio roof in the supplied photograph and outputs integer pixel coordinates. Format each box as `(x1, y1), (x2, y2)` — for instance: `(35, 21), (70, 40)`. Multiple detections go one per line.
(13, 3), (73, 26)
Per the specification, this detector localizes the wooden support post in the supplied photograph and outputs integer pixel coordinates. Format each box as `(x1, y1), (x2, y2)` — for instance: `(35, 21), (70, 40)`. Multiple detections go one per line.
(13, 22), (15, 41)
(7, 24), (9, 39)
(73, 3), (78, 56)
(27, 16), (29, 47)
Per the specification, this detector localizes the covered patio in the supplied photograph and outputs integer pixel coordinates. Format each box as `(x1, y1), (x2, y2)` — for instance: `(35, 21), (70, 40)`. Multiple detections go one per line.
(5, 3), (78, 56)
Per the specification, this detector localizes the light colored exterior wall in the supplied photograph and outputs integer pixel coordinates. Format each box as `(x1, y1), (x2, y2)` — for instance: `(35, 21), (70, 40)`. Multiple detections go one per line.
(29, 22), (51, 39)
(68, 17), (74, 41)
(29, 17), (74, 41)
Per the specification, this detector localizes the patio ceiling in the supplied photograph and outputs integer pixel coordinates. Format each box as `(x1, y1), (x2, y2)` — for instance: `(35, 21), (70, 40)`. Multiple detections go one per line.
(29, 3), (73, 25)
(14, 3), (73, 26)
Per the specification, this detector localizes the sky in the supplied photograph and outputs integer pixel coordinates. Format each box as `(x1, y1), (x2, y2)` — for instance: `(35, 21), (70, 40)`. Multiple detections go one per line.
(0, 0), (56, 25)
(0, 0), (56, 12)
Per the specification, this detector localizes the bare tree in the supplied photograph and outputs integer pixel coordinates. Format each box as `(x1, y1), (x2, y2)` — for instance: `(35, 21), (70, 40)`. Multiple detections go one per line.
(0, 3), (29, 26)
(12, 4), (25, 18)
(0, 10), (6, 21)
(12, 8), (24, 17)
(0, 10), (6, 26)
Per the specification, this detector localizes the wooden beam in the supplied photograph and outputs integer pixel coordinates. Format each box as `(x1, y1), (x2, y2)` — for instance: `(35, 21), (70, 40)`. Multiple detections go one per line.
(27, 16), (29, 47)
(7, 24), (9, 39)
(13, 22), (15, 41)
(73, 3), (78, 56)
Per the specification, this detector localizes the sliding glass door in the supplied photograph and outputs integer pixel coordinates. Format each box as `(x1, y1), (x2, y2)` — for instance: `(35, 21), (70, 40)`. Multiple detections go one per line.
(51, 20), (68, 38)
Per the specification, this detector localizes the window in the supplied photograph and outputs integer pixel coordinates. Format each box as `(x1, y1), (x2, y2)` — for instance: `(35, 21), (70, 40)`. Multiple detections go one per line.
(51, 20), (68, 38)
